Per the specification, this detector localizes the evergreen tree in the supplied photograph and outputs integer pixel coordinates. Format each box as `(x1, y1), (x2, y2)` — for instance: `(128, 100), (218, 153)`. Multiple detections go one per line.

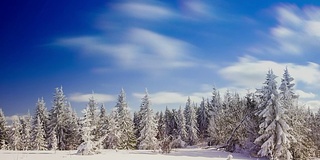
(207, 87), (222, 145)
(197, 97), (209, 141)
(115, 89), (136, 149)
(49, 129), (57, 151)
(176, 106), (187, 141)
(67, 108), (81, 150)
(106, 108), (120, 149)
(20, 114), (32, 150)
(156, 111), (166, 141)
(164, 107), (173, 137)
(96, 104), (109, 149)
(10, 116), (21, 150)
(48, 86), (72, 150)
(137, 89), (158, 150)
(254, 70), (294, 160)
(0, 109), (8, 150)
(184, 97), (198, 145)
(33, 97), (49, 141)
(32, 116), (47, 150)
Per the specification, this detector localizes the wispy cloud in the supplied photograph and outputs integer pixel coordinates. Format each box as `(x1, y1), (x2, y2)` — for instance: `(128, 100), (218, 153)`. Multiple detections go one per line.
(69, 92), (116, 103)
(219, 55), (320, 88)
(249, 4), (320, 55)
(58, 28), (196, 73)
(115, 2), (176, 20)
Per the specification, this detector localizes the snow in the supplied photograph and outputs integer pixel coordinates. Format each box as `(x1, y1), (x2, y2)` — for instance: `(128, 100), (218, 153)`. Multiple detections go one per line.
(0, 148), (269, 160)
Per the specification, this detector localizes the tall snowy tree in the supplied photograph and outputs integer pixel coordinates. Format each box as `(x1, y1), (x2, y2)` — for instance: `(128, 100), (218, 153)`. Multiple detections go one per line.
(254, 70), (294, 160)
(0, 109), (8, 150)
(49, 129), (57, 151)
(156, 111), (166, 141)
(10, 116), (21, 150)
(197, 97), (209, 141)
(33, 97), (49, 141)
(137, 89), (158, 150)
(32, 116), (47, 150)
(48, 86), (72, 150)
(66, 108), (81, 150)
(20, 113), (32, 150)
(115, 88), (136, 149)
(208, 87), (222, 145)
(96, 104), (109, 149)
(106, 108), (120, 149)
(184, 97), (198, 145)
(86, 94), (99, 140)
(175, 106), (187, 141)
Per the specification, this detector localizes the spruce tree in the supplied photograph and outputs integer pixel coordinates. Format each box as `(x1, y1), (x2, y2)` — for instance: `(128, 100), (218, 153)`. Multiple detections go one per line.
(96, 104), (109, 149)
(184, 97), (198, 145)
(197, 97), (209, 141)
(254, 70), (294, 160)
(48, 86), (71, 150)
(137, 89), (158, 150)
(10, 116), (21, 150)
(115, 88), (136, 149)
(0, 109), (8, 150)
(32, 116), (47, 150)
(106, 108), (120, 149)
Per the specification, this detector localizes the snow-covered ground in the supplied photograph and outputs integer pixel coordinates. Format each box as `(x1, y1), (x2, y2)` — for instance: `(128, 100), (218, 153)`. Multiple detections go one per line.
(0, 148), (268, 160)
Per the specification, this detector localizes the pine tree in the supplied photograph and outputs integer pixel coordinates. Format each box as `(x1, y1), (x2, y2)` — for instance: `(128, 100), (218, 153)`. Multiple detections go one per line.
(67, 109), (81, 150)
(115, 89), (136, 149)
(33, 97), (49, 141)
(184, 97), (198, 145)
(106, 108), (120, 149)
(96, 104), (109, 149)
(0, 109), (8, 150)
(197, 97), (209, 141)
(49, 129), (57, 151)
(10, 116), (21, 150)
(156, 111), (166, 141)
(20, 114), (32, 150)
(32, 116), (47, 150)
(164, 107), (173, 137)
(207, 87), (222, 145)
(176, 106), (187, 142)
(137, 89), (158, 150)
(48, 86), (72, 150)
(254, 70), (294, 160)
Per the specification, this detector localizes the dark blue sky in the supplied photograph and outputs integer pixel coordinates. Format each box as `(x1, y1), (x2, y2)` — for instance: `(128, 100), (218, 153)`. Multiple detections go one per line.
(1, 0), (320, 116)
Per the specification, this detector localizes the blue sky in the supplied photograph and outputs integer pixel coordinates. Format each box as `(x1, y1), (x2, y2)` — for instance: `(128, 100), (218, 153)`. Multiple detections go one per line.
(1, 0), (320, 116)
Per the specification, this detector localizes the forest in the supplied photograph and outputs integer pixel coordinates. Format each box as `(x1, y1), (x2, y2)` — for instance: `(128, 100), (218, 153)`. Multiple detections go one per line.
(0, 68), (319, 160)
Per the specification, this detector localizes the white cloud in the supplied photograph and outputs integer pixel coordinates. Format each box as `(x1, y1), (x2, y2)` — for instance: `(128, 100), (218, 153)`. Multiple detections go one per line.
(58, 28), (196, 72)
(69, 93), (116, 103)
(219, 55), (320, 88)
(115, 2), (175, 20)
(250, 4), (320, 55)
(296, 90), (316, 99)
(300, 100), (320, 112)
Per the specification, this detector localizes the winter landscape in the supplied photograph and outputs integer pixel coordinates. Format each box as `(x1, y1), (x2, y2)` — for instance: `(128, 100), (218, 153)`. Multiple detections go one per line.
(2, 0), (320, 160)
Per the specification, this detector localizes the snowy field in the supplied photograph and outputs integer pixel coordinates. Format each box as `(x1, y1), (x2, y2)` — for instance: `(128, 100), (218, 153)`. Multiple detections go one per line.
(0, 148), (268, 160)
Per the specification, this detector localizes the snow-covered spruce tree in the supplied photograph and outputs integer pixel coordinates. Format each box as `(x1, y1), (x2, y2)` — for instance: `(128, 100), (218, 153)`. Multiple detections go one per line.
(20, 113), (32, 150)
(197, 97), (209, 142)
(32, 116), (47, 150)
(49, 129), (57, 151)
(33, 97), (49, 142)
(164, 107), (174, 137)
(207, 87), (222, 145)
(77, 105), (96, 155)
(311, 108), (320, 157)
(10, 116), (21, 150)
(0, 108), (8, 150)
(254, 69), (294, 160)
(106, 108), (120, 149)
(48, 86), (72, 150)
(176, 106), (187, 142)
(133, 111), (140, 144)
(137, 89), (158, 150)
(115, 89), (136, 149)
(86, 94), (99, 141)
(279, 67), (314, 159)
(67, 108), (81, 150)
(184, 97), (198, 146)
(156, 111), (166, 141)
(96, 104), (109, 149)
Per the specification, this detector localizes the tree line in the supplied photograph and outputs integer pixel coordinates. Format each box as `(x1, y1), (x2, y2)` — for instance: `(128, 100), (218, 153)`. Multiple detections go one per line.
(0, 68), (320, 159)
